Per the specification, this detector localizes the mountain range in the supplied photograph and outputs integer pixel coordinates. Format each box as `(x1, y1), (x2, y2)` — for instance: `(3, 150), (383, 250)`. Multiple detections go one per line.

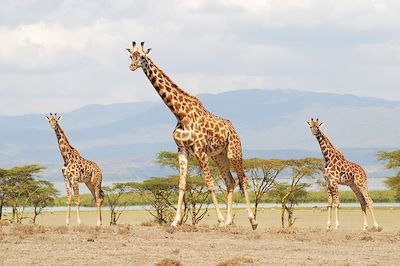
(0, 89), (398, 192)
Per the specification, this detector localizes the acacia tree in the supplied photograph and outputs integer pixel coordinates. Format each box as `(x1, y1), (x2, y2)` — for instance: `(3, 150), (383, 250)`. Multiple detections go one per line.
(1, 165), (46, 223)
(270, 158), (323, 228)
(155, 152), (212, 225)
(129, 177), (177, 224)
(103, 183), (132, 225)
(377, 150), (400, 201)
(30, 180), (59, 224)
(244, 158), (289, 219)
(178, 175), (210, 225)
(0, 169), (6, 220)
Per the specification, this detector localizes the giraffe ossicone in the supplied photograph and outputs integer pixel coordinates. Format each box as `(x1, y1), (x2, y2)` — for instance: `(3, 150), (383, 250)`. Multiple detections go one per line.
(307, 118), (380, 231)
(127, 40), (258, 229)
(46, 113), (104, 226)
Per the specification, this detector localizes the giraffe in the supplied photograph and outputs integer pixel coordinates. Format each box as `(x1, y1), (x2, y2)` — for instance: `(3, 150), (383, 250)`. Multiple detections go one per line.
(306, 118), (379, 230)
(45, 113), (104, 226)
(126, 41), (258, 229)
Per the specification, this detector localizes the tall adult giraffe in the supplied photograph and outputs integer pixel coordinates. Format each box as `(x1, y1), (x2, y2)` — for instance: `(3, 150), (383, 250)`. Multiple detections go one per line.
(126, 41), (257, 229)
(46, 113), (103, 226)
(306, 118), (379, 230)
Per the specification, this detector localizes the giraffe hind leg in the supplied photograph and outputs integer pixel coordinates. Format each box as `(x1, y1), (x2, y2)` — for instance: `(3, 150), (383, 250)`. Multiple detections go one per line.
(360, 189), (380, 230)
(72, 182), (81, 225)
(196, 151), (225, 226)
(227, 142), (257, 230)
(212, 152), (235, 226)
(350, 184), (368, 230)
(86, 181), (103, 226)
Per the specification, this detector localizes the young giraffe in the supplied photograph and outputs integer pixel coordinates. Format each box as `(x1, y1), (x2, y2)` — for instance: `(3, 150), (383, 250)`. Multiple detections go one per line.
(126, 41), (258, 229)
(306, 118), (379, 230)
(46, 113), (104, 226)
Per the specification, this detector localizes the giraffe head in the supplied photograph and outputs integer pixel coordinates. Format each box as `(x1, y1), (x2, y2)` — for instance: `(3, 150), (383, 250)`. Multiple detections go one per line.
(45, 113), (62, 129)
(126, 41), (152, 71)
(306, 118), (324, 136)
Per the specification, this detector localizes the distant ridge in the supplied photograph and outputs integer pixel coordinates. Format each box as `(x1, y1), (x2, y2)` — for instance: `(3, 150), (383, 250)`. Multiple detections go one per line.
(0, 89), (398, 190)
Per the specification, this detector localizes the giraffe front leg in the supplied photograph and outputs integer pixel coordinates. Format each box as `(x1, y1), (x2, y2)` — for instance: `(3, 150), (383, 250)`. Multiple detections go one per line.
(73, 183), (81, 225)
(197, 152), (225, 226)
(331, 185), (340, 230)
(326, 187), (333, 229)
(171, 148), (188, 227)
(63, 170), (72, 226)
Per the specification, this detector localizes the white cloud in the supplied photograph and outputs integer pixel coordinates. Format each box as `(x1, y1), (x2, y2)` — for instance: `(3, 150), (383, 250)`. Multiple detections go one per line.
(0, 0), (400, 115)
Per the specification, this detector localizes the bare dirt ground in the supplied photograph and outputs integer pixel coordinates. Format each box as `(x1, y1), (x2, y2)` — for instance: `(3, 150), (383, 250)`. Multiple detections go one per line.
(1, 208), (399, 265)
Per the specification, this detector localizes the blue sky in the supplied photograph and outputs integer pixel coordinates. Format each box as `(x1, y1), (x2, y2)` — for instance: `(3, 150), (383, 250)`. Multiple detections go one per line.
(1, 0), (400, 115)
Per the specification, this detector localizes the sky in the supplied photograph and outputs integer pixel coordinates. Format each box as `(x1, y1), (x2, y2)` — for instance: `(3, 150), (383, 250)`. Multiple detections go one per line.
(1, 0), (400, 115)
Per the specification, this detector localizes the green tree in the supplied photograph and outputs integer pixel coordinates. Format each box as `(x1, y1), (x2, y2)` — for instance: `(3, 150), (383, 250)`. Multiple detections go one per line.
(0, 169), (7, 220)
(103, 183), (132, 225)
(0, 165), (46, 223)
(377, 150), (400, 201)
(244, 158), (289, 219)
(177, 175), (210, 225)
(129, 177), (177, 224)
(30, 180), (59, 224)
(270, 158), (323, 228)
(155, 152), (213, 225)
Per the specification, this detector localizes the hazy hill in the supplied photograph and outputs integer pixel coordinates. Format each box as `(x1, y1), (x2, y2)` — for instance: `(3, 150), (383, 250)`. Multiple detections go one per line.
(0, 89), (398, 191)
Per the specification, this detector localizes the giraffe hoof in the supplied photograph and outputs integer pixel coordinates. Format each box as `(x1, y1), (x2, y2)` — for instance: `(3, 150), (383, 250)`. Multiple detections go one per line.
(171, 222), (178, 228)
(218, 221), (226, 228)
(250, 218), (258, 230)
(372, 226), (382, 232)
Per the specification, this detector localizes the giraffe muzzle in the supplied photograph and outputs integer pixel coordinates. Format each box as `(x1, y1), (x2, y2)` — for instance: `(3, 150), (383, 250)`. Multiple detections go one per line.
(130, 64), (139, 71)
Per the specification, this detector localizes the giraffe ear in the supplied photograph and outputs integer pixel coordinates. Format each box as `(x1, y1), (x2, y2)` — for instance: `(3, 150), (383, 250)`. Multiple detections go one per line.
(45, 116), (50, 121)
(57, 116), (63, 122)
(319, 122), (325, 127)
(145, 48), (152, 56)
(306, 121), (310, 126)
(126, 48), (132, 54)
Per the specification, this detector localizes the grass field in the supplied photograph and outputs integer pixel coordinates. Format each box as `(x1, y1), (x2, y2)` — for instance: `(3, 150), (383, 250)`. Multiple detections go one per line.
(3, 206), (399, 231)
(1, 208), (399, 265)
(53, 190), (398, 207)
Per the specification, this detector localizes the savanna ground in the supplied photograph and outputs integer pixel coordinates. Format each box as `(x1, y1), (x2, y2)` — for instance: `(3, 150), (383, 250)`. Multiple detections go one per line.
(1, 208), (399, 265)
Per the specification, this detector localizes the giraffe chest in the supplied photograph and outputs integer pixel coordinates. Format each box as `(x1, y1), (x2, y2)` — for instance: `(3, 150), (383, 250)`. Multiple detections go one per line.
(173, 118), (229, 154)
(325, 161), (360, 185)
(63, 162), (95, 183)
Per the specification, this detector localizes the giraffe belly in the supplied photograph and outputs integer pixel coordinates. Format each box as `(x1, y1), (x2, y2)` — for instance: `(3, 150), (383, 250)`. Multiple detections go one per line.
(207, 145), (226, 156)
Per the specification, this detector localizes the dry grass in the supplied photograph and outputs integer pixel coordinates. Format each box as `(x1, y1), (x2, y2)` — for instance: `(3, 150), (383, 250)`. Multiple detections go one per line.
(216, 256), (255, 266)
(0, 208), (399, 265)
(0, 223), (399, 265)
(155, 258), (183, 266)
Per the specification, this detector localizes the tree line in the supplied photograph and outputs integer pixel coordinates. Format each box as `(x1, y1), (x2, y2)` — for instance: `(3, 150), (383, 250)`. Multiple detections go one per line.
(1, 149), (399, 228)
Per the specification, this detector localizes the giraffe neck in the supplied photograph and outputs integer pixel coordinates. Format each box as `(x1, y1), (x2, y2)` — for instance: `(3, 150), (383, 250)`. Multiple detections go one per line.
(54, 124), (79, 163)
(140, 57), (206, 120)
(315, 129), (342, 163)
